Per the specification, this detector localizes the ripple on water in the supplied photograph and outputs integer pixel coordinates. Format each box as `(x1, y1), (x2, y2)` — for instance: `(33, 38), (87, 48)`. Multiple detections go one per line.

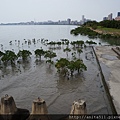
(0, 47), (112, 114)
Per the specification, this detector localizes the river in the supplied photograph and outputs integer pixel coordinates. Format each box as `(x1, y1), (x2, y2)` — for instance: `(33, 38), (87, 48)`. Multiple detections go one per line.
(0, 25), (112, 114)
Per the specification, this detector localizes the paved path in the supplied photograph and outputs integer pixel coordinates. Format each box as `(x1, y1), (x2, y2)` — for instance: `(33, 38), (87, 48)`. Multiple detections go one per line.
(95, 46), (120, 113)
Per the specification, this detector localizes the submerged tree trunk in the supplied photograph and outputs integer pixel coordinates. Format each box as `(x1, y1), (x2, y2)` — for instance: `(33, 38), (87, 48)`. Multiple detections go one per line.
(39, 55), (41, 61)
(70, 70), (74, 76)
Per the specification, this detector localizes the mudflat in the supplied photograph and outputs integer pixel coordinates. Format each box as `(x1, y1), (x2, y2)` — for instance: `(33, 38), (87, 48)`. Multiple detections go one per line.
(95, 46), (120, 113)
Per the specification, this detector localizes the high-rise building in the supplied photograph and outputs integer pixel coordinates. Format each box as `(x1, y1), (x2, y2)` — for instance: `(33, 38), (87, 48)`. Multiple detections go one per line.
(108, 13), (113, 20)
(82, 15), (84, 21)
(103, 17), (108, 21)
(81, 15), (85, 24)
(115, 12), (120, 21)
(67, 18), (71, 25)
(117, 12), (120, 17)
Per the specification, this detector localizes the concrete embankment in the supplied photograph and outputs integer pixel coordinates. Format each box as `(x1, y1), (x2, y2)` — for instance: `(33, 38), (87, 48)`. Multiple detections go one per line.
(94, 46), (120, 114)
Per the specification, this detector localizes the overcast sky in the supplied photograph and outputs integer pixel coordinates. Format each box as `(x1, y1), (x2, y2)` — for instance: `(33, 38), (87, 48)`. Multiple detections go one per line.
(0, 0), (119, 23)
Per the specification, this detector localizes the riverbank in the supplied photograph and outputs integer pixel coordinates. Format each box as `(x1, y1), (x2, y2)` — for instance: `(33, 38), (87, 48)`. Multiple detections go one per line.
(90, 26), (120, 36)
(70, 26), (120, 40)
(95, 46), (120, 113)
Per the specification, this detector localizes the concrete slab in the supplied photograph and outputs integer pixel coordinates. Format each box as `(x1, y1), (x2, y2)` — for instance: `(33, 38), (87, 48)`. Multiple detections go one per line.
(95, 46), (120, 113)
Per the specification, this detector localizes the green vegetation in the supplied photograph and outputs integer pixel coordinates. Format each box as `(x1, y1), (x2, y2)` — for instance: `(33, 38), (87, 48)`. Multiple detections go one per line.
(55, 58), (87, 76)
(77, 48), (83, 57)
(84, 20), (120, 29)
(99, 20), (120, 29)
(71, 20), (120, 40)
(97, 26), (120, 35)
(35, 48), (45, 61)
(17, 50), (32, 61)
(44, 50), (57, 60)
(0, 51), (5, 57)
(86, 40), (97, 45)
(63, 47), (71, 57)
(70, 21), (120, 45)
(70, 40), (84, 48)
(1, 50), (17, 65)
(0, 38), (89, 79)
(44, 50), (57, 65)
(55, 58), (69, 76)
(70, 27), (99, 38)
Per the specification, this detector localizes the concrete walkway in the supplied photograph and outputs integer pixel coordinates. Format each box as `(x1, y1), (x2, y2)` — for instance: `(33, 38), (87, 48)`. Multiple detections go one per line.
(95, 46), (120, 113)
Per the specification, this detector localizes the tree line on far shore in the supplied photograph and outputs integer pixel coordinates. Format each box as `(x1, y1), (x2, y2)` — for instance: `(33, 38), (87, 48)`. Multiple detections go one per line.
(84, 20), (120, 29)
(71, 26), (120, 39)
(70, 20), (120, 41)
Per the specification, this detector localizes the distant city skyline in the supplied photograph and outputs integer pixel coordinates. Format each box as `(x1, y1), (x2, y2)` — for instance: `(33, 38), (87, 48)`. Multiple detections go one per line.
(0, 14), (92, 24)
(0, 0), (119, 23)
(1, 12), (120, 25)
(0, 17), (91, 25)
(103, 12), (120, 21)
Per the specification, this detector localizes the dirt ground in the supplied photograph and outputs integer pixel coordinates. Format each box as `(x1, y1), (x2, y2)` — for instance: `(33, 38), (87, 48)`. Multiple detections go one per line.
(95, 46), (120, 113)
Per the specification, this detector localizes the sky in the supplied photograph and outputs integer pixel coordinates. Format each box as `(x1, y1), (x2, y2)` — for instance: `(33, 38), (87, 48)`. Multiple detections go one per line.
(0, 0), (120, 23)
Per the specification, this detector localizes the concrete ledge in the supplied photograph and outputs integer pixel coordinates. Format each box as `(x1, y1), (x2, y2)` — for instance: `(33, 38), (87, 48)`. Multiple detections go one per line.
(94, 46), (120, 114)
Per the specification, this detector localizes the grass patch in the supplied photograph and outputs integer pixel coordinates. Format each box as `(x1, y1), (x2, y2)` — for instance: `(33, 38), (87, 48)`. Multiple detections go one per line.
(97, 26), (120, 35)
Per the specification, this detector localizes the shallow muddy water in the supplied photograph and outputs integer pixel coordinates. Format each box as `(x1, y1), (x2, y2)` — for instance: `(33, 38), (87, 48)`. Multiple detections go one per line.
(0, 47), (112, 114)
(0, 25), (113, 114)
